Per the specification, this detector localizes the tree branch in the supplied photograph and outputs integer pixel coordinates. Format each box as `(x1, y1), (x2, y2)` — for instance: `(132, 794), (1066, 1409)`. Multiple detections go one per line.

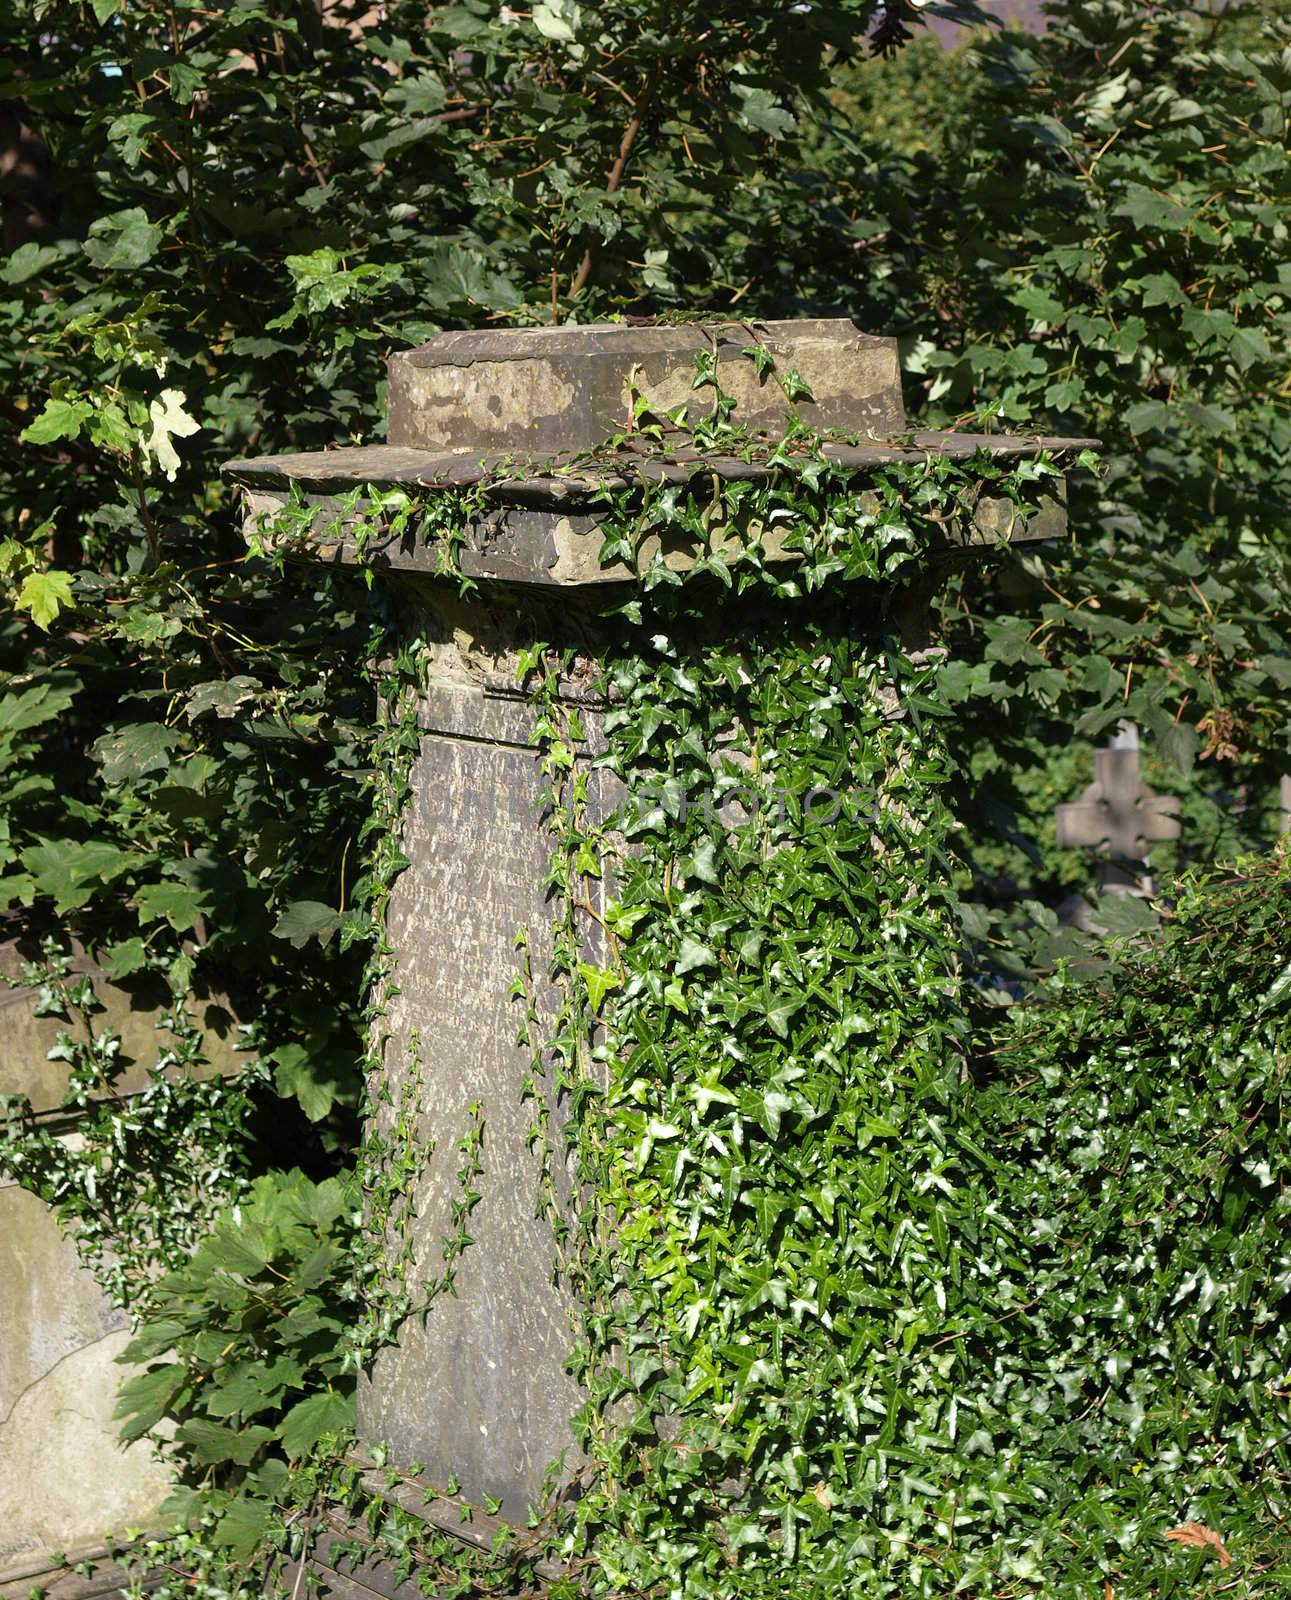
(567, 65), (661, 304)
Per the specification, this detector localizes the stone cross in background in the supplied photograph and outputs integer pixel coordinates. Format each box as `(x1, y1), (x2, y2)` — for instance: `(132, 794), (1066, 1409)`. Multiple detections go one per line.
(1055, 722), (1180, 896)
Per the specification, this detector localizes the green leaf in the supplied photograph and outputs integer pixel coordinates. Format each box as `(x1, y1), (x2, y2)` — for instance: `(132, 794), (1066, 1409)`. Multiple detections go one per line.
(0, 241), (61, 284)
(578, 961), (622, 1014)
(531, 0), (578, 41)
(175, 1418), (275, 1467)
(212, 1495), (275, 1560)
(21, 838), (134, 913)
(423, 244), (522, 313)
(21, 398), (93, 446)
(135, 881), (210, 932)
(102, 937), (149, 979)
(186, 676), (261, 721)
(760, 1089), (794, 1139)
(272, 900), (343, 948)
(734, 86), (796, 140)
(273, 1043), (344, 1123)
(15, 569), (75, 630)
(1125, 400), (1171, 436)
(82, 207), (163, 270)
(1179, 400), (1236, 433)
(93, 723), (182, 781)
(1114, 184), (1192, 231)
(277, 1389), (353, 1459)
(115, 1363), (190, 1442)
(0, 677), (78, 735)
(1095, 893), (1160, 937)
(675, 936), (715, 975)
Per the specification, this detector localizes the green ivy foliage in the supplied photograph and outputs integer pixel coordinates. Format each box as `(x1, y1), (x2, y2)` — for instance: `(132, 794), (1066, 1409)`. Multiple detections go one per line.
(513, 421), (1291, 1596)
(559, 477), (978, 1599)
(967, 855), (1291, 1597)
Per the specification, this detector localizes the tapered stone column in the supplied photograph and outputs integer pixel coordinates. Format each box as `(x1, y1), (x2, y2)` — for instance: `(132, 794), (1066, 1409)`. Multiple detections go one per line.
(224, 319), (1094, 1530)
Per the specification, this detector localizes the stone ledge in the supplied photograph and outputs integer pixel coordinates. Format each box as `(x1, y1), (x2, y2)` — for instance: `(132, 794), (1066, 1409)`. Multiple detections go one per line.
(0, 1540), (165, 1600)
(223, 435), (1094, 589)
(223, 431), (1095, 500)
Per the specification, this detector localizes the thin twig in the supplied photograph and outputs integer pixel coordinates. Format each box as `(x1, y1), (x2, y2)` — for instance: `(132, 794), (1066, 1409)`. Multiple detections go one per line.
(568, 66), (661, 302)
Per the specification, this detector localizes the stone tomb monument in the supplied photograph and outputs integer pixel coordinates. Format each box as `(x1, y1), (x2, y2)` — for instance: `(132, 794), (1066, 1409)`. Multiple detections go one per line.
(224, 319), (1093, 1586)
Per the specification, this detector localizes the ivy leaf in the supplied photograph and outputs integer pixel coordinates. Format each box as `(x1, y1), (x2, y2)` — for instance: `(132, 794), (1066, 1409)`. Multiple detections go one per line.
(578, 961), (622, 1014)
(675, 936), (715, 975)
(763, 997), (801, 1038)
(760, 1090), (794, 1139)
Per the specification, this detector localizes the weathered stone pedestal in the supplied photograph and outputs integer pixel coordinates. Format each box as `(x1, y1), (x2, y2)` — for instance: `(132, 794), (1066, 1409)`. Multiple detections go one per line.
(224, 319), (1093, 1564)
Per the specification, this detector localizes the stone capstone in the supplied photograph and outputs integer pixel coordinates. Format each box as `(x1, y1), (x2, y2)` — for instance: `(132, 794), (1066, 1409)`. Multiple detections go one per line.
(386, 320), (905, 454)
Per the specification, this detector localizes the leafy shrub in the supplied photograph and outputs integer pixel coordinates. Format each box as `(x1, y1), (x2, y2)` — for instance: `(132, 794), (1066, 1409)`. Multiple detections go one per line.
(116, 1169), (358, 1561)
(918, 2), (1291, 945)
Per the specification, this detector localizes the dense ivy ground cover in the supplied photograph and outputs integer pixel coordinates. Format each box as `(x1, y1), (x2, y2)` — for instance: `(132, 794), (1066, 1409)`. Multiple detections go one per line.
(2, 0), (1290, 1592)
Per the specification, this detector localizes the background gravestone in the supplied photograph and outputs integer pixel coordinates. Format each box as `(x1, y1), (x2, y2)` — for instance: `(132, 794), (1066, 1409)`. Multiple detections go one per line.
(0, 939), (242, 1583)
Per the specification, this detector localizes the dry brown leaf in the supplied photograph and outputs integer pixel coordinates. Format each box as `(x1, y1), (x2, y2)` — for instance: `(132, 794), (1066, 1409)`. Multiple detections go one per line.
(811, 1481), (831, 1510)
(1163, 1522), (1232, 1569)
(1103, 1580), (1114, 1600)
